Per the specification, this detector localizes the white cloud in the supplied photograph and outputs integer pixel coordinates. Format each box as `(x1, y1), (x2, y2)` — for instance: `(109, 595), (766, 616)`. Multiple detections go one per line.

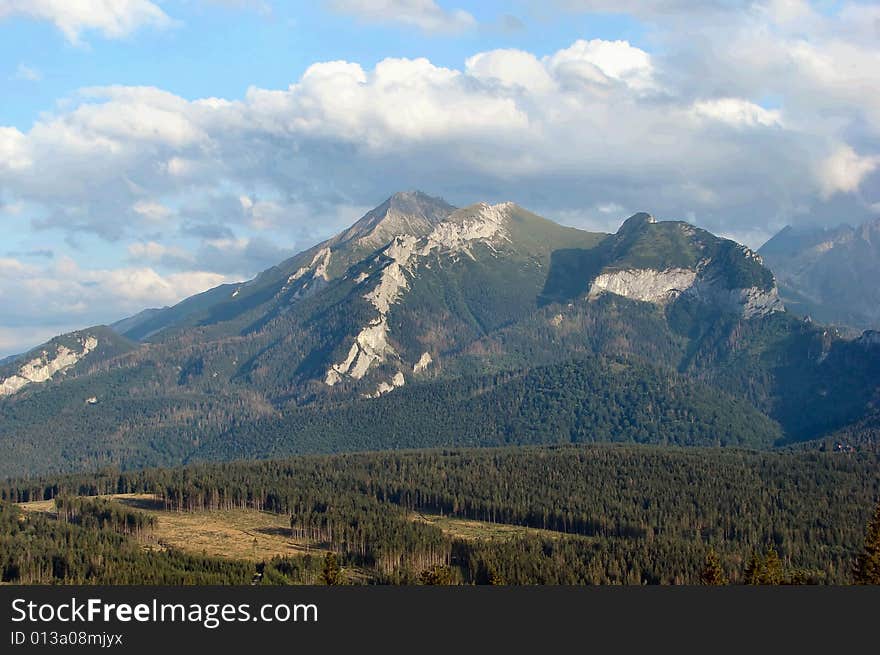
(465, 49), (556, 94)
(546, 39), (656, 91)
(0, 126), (31, 171)
(818, 145), (880, 198)
(132, 199), (173, 222)
(0, 0), (173, 44)
(1, 18), (878, 262)
(13, 63), (42, 81)
(691, 98), (782, 127)
(327, 0), (475, 33)
(128, 241), (193, 265)
(0, 254), (231, 354)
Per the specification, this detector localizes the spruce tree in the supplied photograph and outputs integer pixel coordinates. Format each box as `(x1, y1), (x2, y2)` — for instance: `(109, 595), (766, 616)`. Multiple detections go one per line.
(853, 500), (880, 585)
(743, 552), (763, 585)
(419, 565), (453, 585)
(321, 552), (343, 586)
(699, 548), (727, 585)
(762, 545), (784, 585)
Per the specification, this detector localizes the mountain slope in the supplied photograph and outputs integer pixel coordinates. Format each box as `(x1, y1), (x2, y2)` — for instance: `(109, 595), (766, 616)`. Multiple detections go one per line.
(0, 354), (782, 477)
(0, 326), (136, 397)
(759, 218), (880, 331)
(543, 212), (782, 318)
(1, 194), (879, 477)
(112, 191), (456, 343)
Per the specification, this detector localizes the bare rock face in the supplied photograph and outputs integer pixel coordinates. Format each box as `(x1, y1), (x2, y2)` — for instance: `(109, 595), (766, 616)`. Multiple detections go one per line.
(0, 336), (98, 396)
(332, 191), (456, 249)
(686, 280), (785, 318)
(588, 268), (784, 318)
(326, 202), (513, 388)
(589, 268), (698, 303)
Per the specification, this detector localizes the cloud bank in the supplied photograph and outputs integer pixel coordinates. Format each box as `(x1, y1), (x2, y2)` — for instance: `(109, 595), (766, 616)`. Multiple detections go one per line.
(2, 0), (879, 354)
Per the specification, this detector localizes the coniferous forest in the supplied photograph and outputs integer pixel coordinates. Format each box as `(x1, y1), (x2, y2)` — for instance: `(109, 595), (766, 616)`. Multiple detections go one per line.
(2, 445), (879, 585)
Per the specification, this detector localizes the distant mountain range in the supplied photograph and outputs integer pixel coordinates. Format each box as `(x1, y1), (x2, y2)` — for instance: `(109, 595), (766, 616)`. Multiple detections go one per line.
(1, 191), (878, 477)
(759, 217), (880, 333)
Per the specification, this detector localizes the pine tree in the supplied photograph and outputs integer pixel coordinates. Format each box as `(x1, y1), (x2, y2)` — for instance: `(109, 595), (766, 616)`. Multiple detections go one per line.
(853, 500), (880, 585)
(321, 552), (343, 586)
(487, 567), (506, 585)
(699, 548), (727, 585)
(743, 552), (764, 585)
(419, 565), (453, 585)
(762, 545), (784, 585)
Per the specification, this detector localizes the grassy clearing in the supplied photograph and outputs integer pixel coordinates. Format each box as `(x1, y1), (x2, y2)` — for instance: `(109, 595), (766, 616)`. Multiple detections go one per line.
(16, 495), (569, 564)
(18, 493), (327, 562)
(411, 511), (567, 542)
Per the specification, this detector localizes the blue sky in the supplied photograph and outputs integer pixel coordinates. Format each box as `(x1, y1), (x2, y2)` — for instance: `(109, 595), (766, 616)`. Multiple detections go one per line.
(1, 0), (879, 356)
(1, 2), (646, 130)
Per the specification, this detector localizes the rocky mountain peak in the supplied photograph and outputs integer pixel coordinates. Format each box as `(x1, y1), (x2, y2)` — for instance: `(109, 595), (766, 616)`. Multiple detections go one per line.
(619, 212), (657, 232)
(334, 191), (456, 248)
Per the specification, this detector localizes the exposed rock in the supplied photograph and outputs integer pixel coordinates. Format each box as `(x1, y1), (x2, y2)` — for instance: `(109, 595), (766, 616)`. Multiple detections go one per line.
(332, 191), (456, 249)
(282, 247), (332, 298)
(589, 268), (697, 303)
(326, 203), (513, 387)
(0, 336), (98, 396)
(413, 352), (433, 373)
(686, 279), (785, 318)
(369, 371), (406, 397)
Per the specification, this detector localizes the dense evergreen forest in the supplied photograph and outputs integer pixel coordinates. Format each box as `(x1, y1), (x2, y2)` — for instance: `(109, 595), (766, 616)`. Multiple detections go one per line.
(0, 354), (784, 478)
(3, 445), (879, 585)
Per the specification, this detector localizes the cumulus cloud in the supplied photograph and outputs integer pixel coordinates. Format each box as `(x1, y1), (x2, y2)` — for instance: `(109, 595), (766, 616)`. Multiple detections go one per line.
(127, 235), (293, 277)
(818, 145), (880, 199)
(3, 2), (880, 352)
(2, 29), (865, 247)
(0, 0), (173, 44)
(691, 98), (782, 128)
(327, 0), (476, 33)
(546, 39), (657, 91)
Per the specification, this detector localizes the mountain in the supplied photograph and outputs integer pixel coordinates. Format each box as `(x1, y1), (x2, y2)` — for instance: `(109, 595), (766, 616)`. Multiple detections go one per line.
(112, 191), (457, 342)
(1, 192), (879, 477)
(759, 217), (880, 331)
(0, 326), (136, 398)
(542, 212), (782, 318)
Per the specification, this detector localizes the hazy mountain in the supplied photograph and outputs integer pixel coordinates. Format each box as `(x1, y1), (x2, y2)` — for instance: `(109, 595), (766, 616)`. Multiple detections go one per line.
(1, 192), (878, 477)
(759, 217), (880, 332)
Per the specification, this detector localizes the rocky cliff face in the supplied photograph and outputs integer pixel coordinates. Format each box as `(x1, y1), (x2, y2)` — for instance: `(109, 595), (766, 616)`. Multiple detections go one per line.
(0, 335), (98, 396)
(325, 202), (514, 389)
(586, 215), (784, 319)
(589, 268), (698, 303)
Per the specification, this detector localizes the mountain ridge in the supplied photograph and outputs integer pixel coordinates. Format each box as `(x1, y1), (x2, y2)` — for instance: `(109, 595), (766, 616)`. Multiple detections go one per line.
(1, 192), (879, 477)
(759, 216), (880, 331)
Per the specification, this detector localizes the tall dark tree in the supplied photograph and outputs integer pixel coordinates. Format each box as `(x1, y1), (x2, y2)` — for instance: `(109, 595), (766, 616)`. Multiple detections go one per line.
(321, 552), (343, 586)
(419, 565), (453, 585)
(743, 552), (764, 585)
(853, 500), (880, 585)
(762, 545), (785, 585)
(700, 549), (727, 585)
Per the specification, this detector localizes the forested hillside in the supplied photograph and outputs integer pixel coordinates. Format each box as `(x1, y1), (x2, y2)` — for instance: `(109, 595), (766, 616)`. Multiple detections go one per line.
(4, 445), (879, 585)
(0, 355), (781, 477)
